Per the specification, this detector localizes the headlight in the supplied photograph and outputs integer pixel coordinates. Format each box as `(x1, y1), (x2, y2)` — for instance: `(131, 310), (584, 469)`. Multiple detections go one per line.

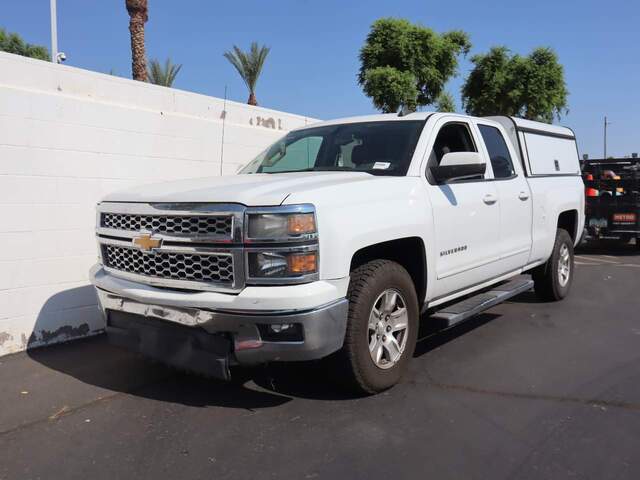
(244, 205), (319, 284)
(247, 250), (318, 278)
(246, 205), (316, 242)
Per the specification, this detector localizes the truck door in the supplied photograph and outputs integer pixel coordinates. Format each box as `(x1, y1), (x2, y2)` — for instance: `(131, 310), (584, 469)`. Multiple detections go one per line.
(424, 118), (503, 296)
(475, 122), (533, 273)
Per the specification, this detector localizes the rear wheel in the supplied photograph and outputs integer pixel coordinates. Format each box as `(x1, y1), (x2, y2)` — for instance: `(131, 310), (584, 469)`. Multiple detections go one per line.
(336, 260), (419, 394)
(532, 228), (574, 301)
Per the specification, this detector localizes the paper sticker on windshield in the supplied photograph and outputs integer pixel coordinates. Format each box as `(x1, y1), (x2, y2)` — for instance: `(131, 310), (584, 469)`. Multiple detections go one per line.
(373, 162), (391, 170)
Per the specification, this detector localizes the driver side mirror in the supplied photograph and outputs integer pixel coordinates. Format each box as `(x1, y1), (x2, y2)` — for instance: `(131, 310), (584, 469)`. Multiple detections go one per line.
(430, 152), (486, 184)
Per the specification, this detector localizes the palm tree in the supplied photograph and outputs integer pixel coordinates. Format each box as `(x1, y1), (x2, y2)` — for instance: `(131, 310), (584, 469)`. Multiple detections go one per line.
(125, 0), (148, 81)
(435, 91), (456, 113)
(147, 58), (182, 87)
(223, 42), (270, 106)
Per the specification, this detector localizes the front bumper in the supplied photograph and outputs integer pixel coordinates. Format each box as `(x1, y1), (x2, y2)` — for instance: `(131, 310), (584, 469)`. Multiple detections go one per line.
(93, 275), (349, 379)
(90, 264), (349, 312)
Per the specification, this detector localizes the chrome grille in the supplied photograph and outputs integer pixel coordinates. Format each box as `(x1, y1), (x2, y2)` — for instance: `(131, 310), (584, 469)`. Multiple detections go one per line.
(101, 213), (233, 237)
(96, 203), (246, 292)
(102, 245), (234, 284)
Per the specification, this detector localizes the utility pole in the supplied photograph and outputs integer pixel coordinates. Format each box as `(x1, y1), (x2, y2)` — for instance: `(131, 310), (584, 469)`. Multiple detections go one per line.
(603, 116), (612, 159)
(50, 0), (58, 63)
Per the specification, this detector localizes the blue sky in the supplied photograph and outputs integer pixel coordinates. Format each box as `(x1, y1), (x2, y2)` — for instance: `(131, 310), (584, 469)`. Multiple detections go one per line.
(4, 0), (639, 158)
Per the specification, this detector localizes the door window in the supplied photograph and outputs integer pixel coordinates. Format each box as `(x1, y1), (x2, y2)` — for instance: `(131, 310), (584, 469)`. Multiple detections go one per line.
(478, 125), (516, 179)
(429, 123), (477, 166)
(427, 122), (480, 183)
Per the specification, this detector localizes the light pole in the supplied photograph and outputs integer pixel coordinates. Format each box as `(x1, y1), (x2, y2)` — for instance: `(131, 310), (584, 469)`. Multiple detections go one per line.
(49, 0), (66, 63)
(603, 116), (612, 159)
(50, 0), (58, 63)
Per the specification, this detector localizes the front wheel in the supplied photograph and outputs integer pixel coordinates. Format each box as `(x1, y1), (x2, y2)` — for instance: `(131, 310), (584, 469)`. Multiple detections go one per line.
(532, 228), (575, 301)
(336, 260), (419, 394)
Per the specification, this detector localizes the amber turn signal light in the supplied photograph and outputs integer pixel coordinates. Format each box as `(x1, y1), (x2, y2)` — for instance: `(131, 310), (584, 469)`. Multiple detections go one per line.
(287, 213), (316, 235)
(287, 252), (317, 274)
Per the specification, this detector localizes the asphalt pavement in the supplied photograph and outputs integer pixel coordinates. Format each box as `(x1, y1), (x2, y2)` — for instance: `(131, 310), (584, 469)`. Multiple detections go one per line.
(1, 242), (639, 480)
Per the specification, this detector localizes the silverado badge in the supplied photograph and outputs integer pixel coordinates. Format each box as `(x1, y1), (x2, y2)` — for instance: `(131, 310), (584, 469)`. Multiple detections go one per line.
(132, 234), (162, 252)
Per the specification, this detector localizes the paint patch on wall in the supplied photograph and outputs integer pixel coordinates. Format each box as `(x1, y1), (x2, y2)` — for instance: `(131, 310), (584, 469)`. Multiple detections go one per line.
(33, 323), (91, 346)
(0, 332), (13, 347)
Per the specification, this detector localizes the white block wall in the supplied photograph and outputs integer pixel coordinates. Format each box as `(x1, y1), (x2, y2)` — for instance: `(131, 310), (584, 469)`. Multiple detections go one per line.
(0, 52), (318, 356)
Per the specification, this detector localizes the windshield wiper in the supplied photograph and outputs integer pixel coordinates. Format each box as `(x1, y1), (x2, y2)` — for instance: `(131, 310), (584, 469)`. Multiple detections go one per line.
(264, 167), (374, 174)
(263, 168), (318, 174)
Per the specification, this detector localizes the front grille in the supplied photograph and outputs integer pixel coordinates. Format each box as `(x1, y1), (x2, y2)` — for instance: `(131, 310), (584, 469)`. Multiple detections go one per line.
(101, 213), (233, 237)
(102, 245), (234, 285)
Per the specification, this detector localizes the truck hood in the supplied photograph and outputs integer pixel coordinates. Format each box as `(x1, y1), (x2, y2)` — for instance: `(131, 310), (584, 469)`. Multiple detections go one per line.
(101, 172), (378, 206)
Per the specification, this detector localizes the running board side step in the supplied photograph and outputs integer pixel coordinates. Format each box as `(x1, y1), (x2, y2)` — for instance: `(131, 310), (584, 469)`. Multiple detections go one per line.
(429, 278), (534, 328)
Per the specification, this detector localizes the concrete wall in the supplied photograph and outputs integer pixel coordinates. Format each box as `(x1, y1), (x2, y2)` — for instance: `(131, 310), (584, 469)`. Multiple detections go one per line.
(0, 52), (318, 356)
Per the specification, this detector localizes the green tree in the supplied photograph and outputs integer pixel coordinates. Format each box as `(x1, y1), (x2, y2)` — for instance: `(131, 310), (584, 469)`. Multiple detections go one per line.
(435, 91), (456, 113)
(358, 18), (471, 113)
(361, 67), (418, 113)
(462, 46), (568, 123)
(224, 42), (270, 106)
(0, 28), (49, 60)
(147, 58), (182, 87)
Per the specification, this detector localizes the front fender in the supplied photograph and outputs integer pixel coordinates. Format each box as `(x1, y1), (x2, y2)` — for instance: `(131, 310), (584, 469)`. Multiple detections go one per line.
(284, 176), (435, 285)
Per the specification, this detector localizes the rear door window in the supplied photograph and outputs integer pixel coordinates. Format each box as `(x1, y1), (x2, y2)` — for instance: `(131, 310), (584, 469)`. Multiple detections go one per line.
(478, 125), (516, 179)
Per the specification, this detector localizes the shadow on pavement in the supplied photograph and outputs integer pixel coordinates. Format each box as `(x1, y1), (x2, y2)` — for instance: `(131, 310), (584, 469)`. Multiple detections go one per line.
(251, 310), (508, 399)
(503, 290), (546, 305)
(414, 312), (501, 357)
(26, 289), (543, 408)
(27, 336), (292, 410)
(576, 240), (639, 256)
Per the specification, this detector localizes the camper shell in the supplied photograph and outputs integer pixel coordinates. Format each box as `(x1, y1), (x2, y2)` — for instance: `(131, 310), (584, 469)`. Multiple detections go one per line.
(488, 116), (581, 177)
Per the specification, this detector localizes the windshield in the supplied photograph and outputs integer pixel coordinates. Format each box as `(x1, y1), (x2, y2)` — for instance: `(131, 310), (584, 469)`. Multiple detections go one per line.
(239, 120), (425, 176)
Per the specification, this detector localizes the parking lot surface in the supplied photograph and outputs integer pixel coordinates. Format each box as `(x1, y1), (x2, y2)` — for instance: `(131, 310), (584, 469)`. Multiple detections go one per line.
(1, 244), (639, 480)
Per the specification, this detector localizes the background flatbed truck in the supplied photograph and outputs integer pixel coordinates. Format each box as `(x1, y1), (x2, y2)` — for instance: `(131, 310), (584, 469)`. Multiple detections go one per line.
(582, 157), (640, 248)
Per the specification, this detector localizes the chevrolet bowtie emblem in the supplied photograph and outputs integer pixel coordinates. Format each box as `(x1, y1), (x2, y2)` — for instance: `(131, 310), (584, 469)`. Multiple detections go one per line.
(132, 234), (162, 252)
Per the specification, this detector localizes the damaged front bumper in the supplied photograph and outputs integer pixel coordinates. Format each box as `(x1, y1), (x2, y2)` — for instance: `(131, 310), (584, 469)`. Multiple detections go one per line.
(94, 284), (349, 381)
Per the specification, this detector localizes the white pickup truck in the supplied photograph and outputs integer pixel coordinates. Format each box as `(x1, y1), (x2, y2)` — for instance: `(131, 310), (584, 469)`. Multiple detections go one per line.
(90, 112), (584, 393)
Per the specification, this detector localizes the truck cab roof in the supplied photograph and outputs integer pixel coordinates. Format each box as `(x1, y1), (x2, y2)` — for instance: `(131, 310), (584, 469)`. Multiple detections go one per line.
(297, 112), (574, 139)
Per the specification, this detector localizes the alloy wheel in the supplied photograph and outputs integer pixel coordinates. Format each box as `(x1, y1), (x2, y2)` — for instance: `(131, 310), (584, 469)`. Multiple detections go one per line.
(368, 289), (409, 369)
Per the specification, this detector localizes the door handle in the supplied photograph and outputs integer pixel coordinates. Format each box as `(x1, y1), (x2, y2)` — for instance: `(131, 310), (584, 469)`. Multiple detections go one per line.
(483, 193), (498, 205)
(518, 191), (530, 201)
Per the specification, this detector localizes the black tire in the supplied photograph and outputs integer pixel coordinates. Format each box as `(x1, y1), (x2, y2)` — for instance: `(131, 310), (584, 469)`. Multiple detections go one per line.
(335, 259), (419, 394)
(532, 228), (574, 301)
